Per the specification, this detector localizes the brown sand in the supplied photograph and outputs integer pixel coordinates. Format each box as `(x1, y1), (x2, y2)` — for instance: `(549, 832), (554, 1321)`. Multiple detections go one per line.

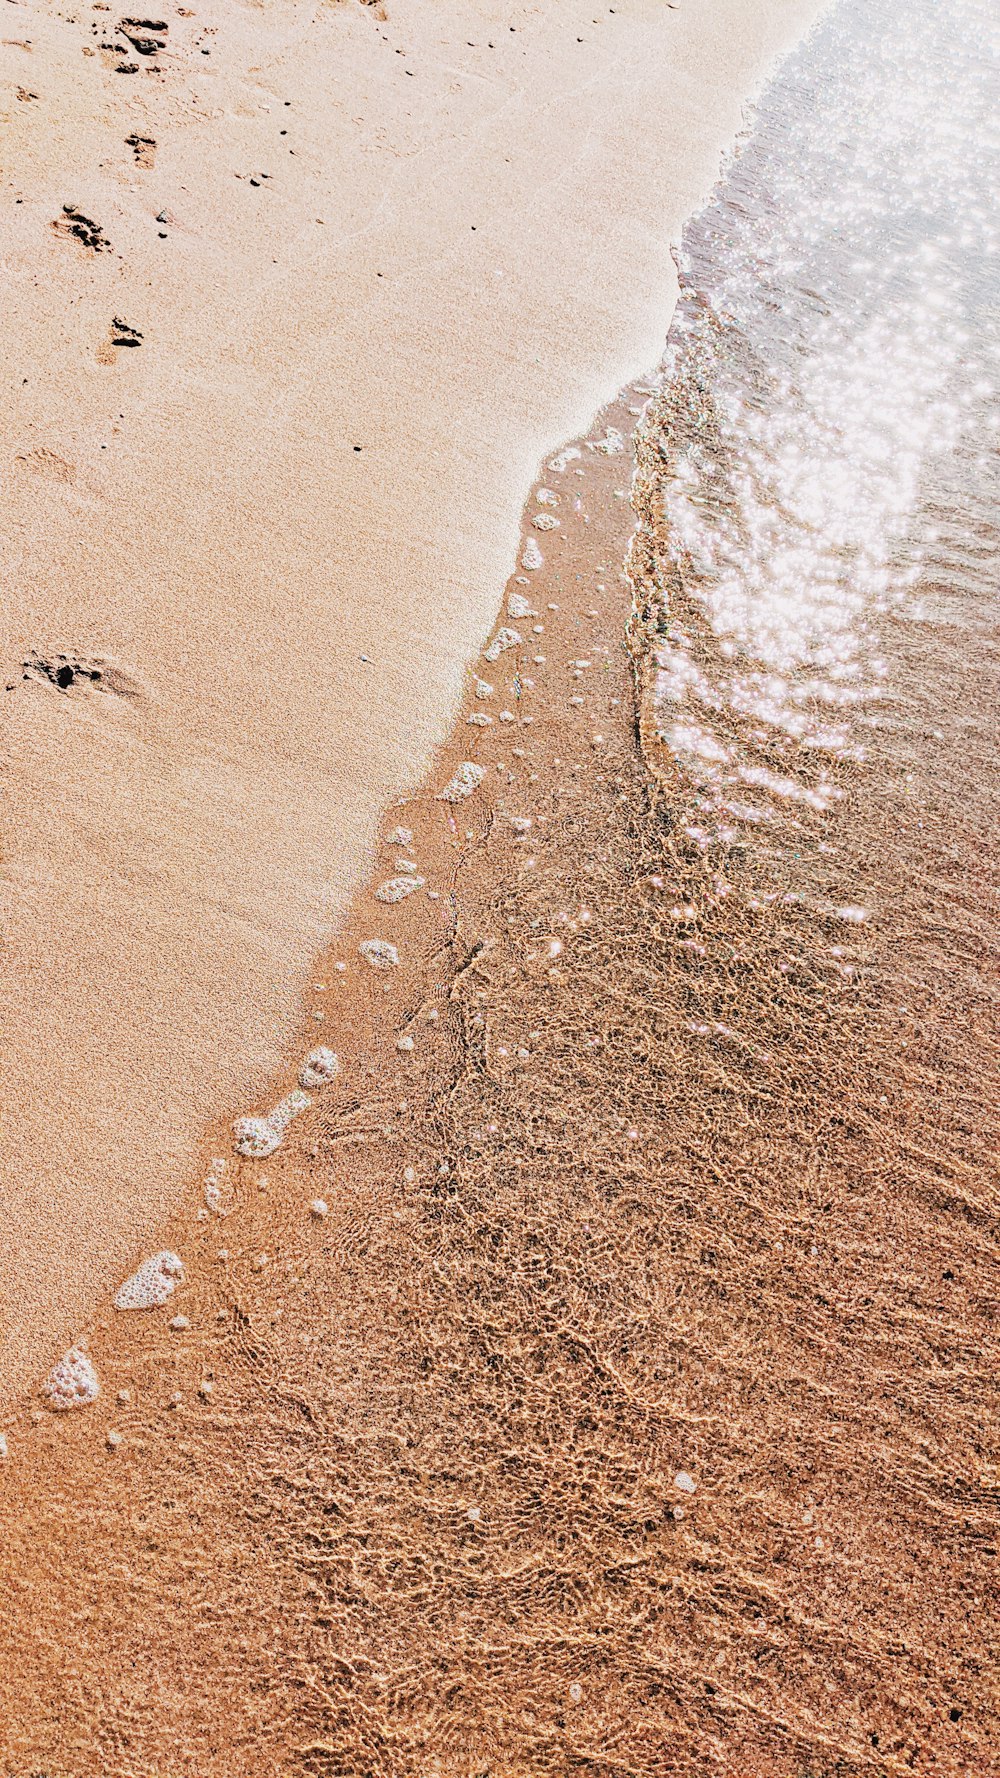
(0, 384), (996, 1774)
(0, 0), (826, 1397)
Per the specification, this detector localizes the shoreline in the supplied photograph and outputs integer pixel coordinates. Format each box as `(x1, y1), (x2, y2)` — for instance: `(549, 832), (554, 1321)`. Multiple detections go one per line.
(1, 363), (990, 1774)
(2, 2), (996, 1766)
(0, 374), (658, 1771)
(1, 0), (828, 1399)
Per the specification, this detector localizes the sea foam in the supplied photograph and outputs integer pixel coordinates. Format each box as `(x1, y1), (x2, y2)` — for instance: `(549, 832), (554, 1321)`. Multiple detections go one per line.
(114, 1250), (185, 1311)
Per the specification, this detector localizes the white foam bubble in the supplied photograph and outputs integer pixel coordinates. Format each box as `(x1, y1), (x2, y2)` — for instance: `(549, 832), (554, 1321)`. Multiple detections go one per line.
(375, 875), (425, 902)
(360, 938), (400, 968)
(548, 445), (582, 472)
(474, 678), (494, 699)
(203, 1155), (227, 1215)
(42, 1347), (100, 1412)
(532, 513), (560, 531)
(588, 426), (625, 455)
(233, 1115), (283, 1158)
(114, 1250), (185, 1311)
(299, 1045), (340, 1087)
(437, 762), (485, 802)
(507, 593), (535, 620)
(484, 626), (522, 662)
(521, 537), (543, 571)
(466, 712), (493, 727)
(385, 825), (413, 847)
(233, 1087), (311, 1156)
(271, 1088), (311, 1129)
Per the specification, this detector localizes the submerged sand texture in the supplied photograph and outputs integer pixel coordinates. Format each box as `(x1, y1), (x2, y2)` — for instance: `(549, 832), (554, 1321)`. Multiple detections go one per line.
(1, 0), (824, 1396)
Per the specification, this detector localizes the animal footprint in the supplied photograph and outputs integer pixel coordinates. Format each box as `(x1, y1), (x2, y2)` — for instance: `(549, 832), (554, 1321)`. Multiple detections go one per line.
(125, 132), (156, 168)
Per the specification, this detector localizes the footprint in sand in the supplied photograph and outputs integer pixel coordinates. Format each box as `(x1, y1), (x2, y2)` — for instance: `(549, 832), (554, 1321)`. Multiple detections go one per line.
(15, 652), (144, 699)
(14, 447), (76, 483)
(125, 132), (156, 168)
(117, 15), (168, 56)
(52, 204), (111, 253)
(97, 317), (144, 363)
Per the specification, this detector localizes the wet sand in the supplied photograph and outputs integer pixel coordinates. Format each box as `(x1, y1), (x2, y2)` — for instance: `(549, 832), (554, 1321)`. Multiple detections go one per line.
(0, 383), (995, 1775)
(0, 0), (826, 1399)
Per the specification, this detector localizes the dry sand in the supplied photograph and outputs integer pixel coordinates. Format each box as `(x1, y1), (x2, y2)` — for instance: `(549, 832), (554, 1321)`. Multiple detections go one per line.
(0, 0), (825, 1398)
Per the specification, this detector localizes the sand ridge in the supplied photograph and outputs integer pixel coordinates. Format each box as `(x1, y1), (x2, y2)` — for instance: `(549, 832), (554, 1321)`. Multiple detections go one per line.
(0, 0), (827, 1398)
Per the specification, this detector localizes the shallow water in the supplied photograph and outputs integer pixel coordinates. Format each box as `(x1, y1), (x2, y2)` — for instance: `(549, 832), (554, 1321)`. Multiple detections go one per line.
(630, 0), (1000, 1181)
(638, 0), (999, 852)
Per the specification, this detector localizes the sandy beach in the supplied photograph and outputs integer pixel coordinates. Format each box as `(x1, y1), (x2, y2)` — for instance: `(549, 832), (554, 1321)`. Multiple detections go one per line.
(3, 0), (998, 1766)
(0, 0), (826, 1401)
(1, 365), (995, 1771)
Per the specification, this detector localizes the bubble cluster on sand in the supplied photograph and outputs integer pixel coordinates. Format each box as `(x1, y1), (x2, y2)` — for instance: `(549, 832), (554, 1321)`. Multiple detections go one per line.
(299, 1045), (340, 1088)
(232, 1117), (283, 1159)
(203, 1155), (227, 1215)
(474, 678), (494, 699)
(233, 1087), (311, 1157)
(548, 444), (582, 471)
(385, 825), (413, 847)
(532, 513), (560, 531)
(0, 1432), (7, 1459)
(484, 627), (521, 663)
(114, 1250), (185, 1311)
(521, 537), (543, 571)
(438, 762), (485, 802)
(466, 712), (492, 727)
(360, 938), (399, 968)
(588, 426), (625, 455)
(42, 1347), (99, 1412)
(507, 592), (535, 620)
(536, 487), (559, 505)
(375, 875), (425, 902)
